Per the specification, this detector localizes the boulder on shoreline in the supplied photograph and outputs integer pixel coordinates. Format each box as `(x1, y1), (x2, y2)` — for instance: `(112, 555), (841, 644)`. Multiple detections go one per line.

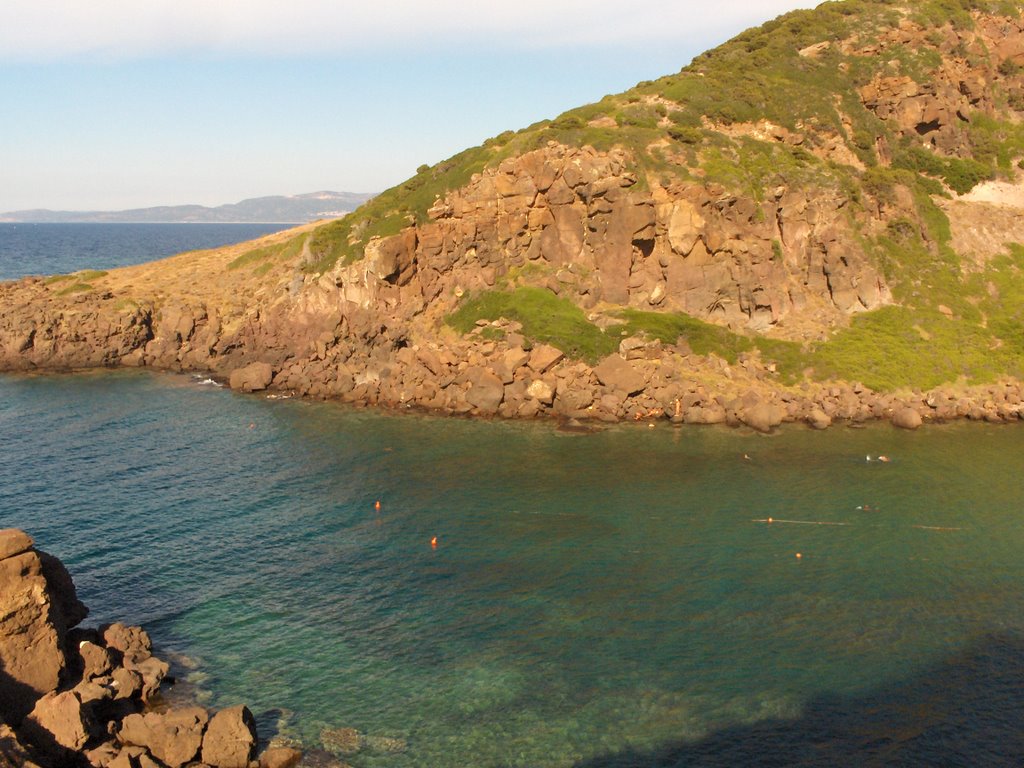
(0, 528), (296, 768)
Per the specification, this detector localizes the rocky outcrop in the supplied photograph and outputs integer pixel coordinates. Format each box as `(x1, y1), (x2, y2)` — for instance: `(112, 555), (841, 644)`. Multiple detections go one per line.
(0, 529), (296, 768)
(0, 529), (86, 723)
(314, 144), (889, 337)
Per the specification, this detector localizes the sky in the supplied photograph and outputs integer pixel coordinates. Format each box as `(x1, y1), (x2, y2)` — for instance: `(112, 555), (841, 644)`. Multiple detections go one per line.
(0, 1), (817, 212)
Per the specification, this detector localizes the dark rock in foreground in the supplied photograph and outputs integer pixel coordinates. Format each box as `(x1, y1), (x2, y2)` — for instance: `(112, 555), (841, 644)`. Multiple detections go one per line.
(0, 528), (296, 768)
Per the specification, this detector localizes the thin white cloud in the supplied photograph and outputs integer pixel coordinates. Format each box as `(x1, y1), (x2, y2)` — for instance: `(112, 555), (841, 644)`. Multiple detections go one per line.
(1, 1), (818, 60)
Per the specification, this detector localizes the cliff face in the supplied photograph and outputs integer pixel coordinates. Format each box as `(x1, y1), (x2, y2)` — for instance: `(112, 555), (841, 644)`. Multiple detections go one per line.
(0, 141), (893, 368)
(319, 143), (889, 334)
(4, 2), (1024, 429)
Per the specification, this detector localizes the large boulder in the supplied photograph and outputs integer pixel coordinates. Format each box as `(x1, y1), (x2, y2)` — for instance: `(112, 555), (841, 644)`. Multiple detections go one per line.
(101, 622), (168, 701)
(125, 655), (170, 702)
(527, 344), (565, 374)
(891, 406), (923, 430)
(228, 362), (274, 392)
(259, 746), (303, 768)
(75, 640), (114, 681)
(464, 368), (504, 414)
(0, 530), (86, 724)
(806, 407), (832, 430)
(22, 690), (95, 759)
(526, 379), (556, 406)
(200, 705), (257, 768)
(741, 402), (786, 433)
(593, 355), (646, 396)
(102, 623), (153, 663)
(0, 530), (32, 560)
(118, 707), (209, 768)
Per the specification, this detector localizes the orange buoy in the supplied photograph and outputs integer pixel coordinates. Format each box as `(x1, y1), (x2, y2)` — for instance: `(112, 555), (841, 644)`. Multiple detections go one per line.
(431, 536), (438, 549)
(767, 517), (773, 523)
(795, 552), (802, 559)
(374, 500), (381, 511)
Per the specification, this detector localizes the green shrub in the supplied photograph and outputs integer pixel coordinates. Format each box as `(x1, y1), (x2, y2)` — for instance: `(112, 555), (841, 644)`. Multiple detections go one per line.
(550, 114), (586, 130)
(228, 234), (307, 271)
(807, 306), (1014, 390)
(668, 125), (703, 144)
(892, 146), (992, 194)
(998, 57), (1022, 77)
(445, 287), (618, 363)
(611, 309), (755, 363)
(56, 282), (93, 296)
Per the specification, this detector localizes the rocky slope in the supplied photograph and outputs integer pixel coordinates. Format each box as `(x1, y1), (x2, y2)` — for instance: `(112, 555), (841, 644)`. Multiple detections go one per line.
(0, 529), (301, 768)
(4, 1), (1024, 431)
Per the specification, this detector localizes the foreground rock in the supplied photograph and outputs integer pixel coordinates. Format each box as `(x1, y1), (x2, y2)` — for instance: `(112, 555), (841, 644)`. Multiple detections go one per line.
(0, 529), (296, 768)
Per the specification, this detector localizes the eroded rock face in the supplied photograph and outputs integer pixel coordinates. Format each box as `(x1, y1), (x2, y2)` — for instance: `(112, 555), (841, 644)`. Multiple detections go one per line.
(229, 361), (274, 392)
(318, 144), (888, 338)
(4, 12), (1024, 431)
(0, 529), (86, 724)
(0, 282), (153, 372)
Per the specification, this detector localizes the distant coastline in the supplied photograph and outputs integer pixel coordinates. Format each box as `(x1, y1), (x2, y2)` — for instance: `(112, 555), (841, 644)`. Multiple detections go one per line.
(0, 189), (375, 224)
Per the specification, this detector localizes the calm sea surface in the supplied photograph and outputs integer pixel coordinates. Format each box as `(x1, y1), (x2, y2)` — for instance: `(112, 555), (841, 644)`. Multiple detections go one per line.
(2, 226), (1024, 766)
(0, 222), (291, 280)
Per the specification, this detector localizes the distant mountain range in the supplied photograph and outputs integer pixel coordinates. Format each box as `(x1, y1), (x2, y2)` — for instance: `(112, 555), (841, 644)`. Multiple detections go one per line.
(0, 191), (376, 224)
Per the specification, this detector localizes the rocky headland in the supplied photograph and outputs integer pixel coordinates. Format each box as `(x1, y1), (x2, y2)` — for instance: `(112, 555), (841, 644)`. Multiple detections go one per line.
(0, 529), (301, 768)
(4, 2), (1024, 432)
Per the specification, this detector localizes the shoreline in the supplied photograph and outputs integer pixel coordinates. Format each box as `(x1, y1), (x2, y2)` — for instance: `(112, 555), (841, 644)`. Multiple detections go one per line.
(3, 358), (1022, 434)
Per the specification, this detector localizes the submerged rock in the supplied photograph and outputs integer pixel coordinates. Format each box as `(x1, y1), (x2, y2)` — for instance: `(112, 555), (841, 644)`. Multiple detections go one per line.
(320, 726), (363, 755)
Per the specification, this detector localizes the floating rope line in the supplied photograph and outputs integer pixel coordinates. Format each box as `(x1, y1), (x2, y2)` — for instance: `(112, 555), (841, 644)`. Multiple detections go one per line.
(752, 518), (851, 526)
(751, 519), (964, 531)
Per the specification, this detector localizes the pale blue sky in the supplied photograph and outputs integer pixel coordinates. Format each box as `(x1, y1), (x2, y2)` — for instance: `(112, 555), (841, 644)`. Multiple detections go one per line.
(0, 1), (816, 211)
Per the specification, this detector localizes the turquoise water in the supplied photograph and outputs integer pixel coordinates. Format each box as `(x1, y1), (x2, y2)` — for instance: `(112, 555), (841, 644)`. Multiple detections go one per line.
(3, 370), (1024, 766)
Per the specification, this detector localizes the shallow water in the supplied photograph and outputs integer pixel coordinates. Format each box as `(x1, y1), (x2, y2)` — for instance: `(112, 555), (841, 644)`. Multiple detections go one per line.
(3, 370), (1024, 766)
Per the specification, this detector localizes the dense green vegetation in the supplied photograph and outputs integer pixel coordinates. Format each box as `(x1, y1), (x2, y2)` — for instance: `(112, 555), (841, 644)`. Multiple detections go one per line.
(228, 234), (308, 272)
(45, 270), (108, 296)
(446, 287), (619, 363)
(445, 287), (785, 366)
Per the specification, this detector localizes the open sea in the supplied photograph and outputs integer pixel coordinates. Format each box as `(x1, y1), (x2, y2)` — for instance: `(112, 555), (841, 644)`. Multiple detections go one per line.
(3, 225), (1024, 767)
(0, 222), (291, 280)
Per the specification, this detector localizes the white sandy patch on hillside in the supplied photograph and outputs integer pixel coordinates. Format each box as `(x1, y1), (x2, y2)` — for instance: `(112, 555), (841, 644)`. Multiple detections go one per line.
(941, 175), (1024, 264)
(957, 177), (1024, 208)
